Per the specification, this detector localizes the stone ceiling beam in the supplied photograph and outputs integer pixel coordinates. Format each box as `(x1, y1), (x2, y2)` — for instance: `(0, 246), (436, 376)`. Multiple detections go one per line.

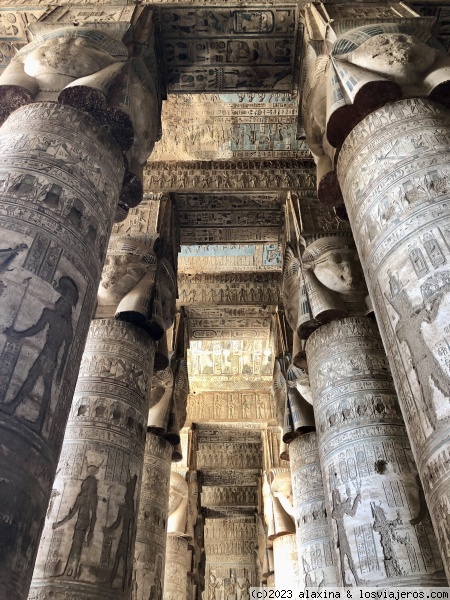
(144, 159), (315, 193)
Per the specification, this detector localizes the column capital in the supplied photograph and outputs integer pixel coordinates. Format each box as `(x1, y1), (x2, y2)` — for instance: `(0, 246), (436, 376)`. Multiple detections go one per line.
(301, 3), (450, 205)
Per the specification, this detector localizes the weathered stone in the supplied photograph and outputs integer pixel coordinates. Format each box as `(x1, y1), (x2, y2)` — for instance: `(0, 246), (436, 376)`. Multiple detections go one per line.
(338, 98), (450, 577)
(290, 433), (338, 591)
(306, 317), (446, 586)
(163, 535), (189, 600)
(132, 433), (172, 600)
(30, 320), (156, 600)
(0, 101), (124, 600)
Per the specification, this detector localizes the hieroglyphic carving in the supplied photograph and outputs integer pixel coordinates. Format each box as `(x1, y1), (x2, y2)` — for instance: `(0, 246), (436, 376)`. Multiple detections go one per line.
(197, 442), (262, 470)
(144, 159), (315, 192)
(204, 518), (257, 598)
(152, 93), (308, 161)
(0, 102), (124, 599)
(0, 8), (49, 72)
(178, 243), (282, 273)
(265, 426), (290, 469)
(159, 7), (299, 93)
(176, 191), (283, 244)
(178, 272), (281, 305)
(112, 197), (160, 237)
(337, 98), (450, 577)
(202, 486), (258, 507)
(132, 433), (172, 600)
(31, 319), (156, 600)
(186, 305), (273, 319)
(197, 424), (263, 440)
(290, 433), (337, 591)
(323, 4), (418, 25)
(188, 338), (272, 375)
(163, 535), (189, 600)
(202, 469), (260, 487)
(412, 4), (450, 51)
(187, 391), (275, 423)
(306, 318), (445, 587)
(298, 196), (351, 242)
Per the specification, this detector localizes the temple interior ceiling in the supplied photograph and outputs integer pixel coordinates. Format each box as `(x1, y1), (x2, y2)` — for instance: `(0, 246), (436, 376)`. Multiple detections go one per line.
(5, 3), (450, 592)
(176, 191), (285, 244)
(150, 93), (308, 160)
(158, 6), (302, 93)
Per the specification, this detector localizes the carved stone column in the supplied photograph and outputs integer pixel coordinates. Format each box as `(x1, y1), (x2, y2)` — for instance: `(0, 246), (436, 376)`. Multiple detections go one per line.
(163, 470), (190, 600)
(306, 317), (446, 586)
(290, 432), (337, 590)
(0, 15), (162, 597)
(30, 204), (176, 599)
(132, 433), (172, 600)
(163, 536), (189, 600)
(0, 101), (124, 600)
(337, 98), (450, 576)
(29, 319), (155, 600)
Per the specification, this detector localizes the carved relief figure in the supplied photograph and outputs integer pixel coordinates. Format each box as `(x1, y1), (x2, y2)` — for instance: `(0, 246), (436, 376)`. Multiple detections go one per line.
(371, 503), (403, 577)
(0, 243), (28, 274)
(390, 288), (450, 427)
(149, 555), (163, 600)
(237, 573), (251, 600)
(3, 276), (78, 430)
(104, 474), (138, 591)
(209, 571), (220, 600)
(331, 487), (361, 585)
(52, 463), (99, 578)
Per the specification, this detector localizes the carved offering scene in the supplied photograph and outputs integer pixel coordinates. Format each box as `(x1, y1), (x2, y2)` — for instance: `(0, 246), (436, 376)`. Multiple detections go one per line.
(3, 3), (450, 600)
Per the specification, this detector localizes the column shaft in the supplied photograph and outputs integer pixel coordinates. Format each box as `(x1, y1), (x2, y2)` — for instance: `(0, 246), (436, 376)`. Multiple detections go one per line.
(132, 433), (172, 600)
(337, 98), (450, 575)
(290, 433), (338, 590)
(306, 317), (446, 586)
(272, 534), (300, 592)
(0, 102), (123, 599)
(163, 536), (189, 600)
(30, 319), (155, 600)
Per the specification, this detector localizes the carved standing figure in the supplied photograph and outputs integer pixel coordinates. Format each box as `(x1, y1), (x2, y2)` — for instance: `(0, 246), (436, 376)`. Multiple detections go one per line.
(104, 474), (138, 590)
(331, 487), (361, 585)
(52, 463), (99, 578)
(4, 276), (78, 430)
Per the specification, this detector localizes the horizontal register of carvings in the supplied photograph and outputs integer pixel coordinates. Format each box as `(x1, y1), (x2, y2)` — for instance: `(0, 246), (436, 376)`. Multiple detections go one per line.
(144, 160), (315, 192)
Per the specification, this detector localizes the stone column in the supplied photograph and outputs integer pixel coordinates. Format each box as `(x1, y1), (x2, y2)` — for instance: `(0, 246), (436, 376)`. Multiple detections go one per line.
(132, 354), (189, 600)
(163, 471), (190, 600)
(0, 101), (124, 600)
(132, 433), (172, 600)
(306, 316), (446, 586)
(272, 534), (299, 592)
(264, 469), (300, 592)
(0, 17), (162, 597)
(163, 536), (189, 600)
(30, 207), (176, 599)
(337, 98), (450, 576)
(290, 432), (337, 590)
(303, 13), (450, 575)
(29, 319), (155, 600)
